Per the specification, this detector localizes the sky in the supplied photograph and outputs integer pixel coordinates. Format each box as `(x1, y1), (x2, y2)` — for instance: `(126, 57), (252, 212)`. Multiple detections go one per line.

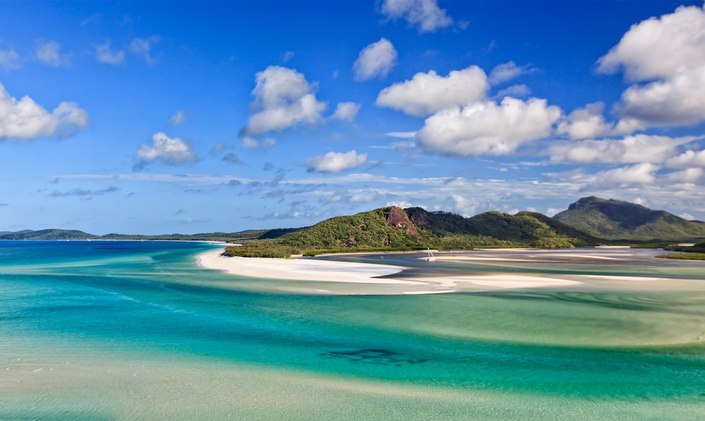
(1, 0), (705, 234)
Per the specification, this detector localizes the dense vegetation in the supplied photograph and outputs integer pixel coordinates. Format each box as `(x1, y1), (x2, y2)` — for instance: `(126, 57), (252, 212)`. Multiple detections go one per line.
(555, 197), (705, 241)
(224, 206), (599, 258)
(658, 253), (705, 261)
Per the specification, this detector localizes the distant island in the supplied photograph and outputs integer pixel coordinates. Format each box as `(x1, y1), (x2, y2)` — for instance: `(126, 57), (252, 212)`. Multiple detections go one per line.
(3, 197), (705, 260)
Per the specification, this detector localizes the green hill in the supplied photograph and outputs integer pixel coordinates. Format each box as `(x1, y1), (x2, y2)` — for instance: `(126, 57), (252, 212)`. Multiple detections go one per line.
(0, 229), (97, 240)
(406, 208), (599, 248)
(225, 206), (599, 258)
(554, 197), (705, 241)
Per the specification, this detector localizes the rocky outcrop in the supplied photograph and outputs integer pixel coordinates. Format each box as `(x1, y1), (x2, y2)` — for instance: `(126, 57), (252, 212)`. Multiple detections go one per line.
(385, 206), (419, 236)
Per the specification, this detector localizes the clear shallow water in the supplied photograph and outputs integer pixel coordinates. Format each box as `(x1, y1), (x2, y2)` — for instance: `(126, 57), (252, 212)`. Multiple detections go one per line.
(2, 242), (705, 420)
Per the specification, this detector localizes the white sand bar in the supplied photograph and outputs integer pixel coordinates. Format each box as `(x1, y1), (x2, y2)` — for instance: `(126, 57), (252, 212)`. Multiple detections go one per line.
(197, 247), (705, 295)
(198, 249), (415, 285)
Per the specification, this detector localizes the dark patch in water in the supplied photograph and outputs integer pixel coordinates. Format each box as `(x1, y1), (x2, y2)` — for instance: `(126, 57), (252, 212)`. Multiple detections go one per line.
(321, 348), (427, 366)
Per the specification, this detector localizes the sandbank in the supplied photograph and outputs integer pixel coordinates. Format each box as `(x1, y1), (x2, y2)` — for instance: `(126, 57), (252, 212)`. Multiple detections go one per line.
(197, 248), (591, 294)
(197, 249), (415, 285)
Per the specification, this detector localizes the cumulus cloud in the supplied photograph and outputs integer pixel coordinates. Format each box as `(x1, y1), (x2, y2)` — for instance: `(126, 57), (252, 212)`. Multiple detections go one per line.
(549, 134), (696, 164)
(556, 102), (614, 140)
(666, 149), (705, 168)
(332, 101), (360, 122)
(0, 83), (88, 141)
(597, 5), (705, 81)
(305, 150), (368, 173)
(169, 110), (187, 126)
(591, 163), (659, 188)
(495, 84), (531, 98)
(94, 41), (125, 65)
(379, 0), (453, 33)
(0, 48), (20, 70)
(488, 61), (531, 85)
(245, 66), (326, 135)
(134, 132), (197, 168)
(129, 36), (160, 64)
(417, 97), (561, 156)
(616, 68), (705, 128)
(353, 38), (397, 81)
(36, 41), (70, 67)
(667, 168), (703, 184)
(598, 4), (705, 129)
(376, 66), (488, 116)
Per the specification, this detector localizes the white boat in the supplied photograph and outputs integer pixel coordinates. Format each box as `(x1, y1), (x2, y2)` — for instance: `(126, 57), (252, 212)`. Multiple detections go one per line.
(426, 248), (436, 262)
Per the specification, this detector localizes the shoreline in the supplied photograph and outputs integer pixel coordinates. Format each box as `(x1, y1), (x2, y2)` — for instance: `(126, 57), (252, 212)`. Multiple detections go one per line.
(197, 249), (414, 285)
(196, 248), (594, 295)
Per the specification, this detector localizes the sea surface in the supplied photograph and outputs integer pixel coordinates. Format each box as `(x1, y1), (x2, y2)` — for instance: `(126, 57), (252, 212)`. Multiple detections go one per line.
(2, 241), (705, 420)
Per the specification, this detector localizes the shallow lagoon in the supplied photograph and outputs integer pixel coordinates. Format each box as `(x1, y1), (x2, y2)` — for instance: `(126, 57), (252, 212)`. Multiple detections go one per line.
(2, 241), (705, 420)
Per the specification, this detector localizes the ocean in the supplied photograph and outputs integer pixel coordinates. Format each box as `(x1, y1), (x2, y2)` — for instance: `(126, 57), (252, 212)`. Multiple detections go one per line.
(2, 241), (705, 420)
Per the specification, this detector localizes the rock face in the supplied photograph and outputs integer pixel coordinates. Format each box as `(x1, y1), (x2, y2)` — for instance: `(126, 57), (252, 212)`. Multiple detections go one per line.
(385, 206), (420, 236)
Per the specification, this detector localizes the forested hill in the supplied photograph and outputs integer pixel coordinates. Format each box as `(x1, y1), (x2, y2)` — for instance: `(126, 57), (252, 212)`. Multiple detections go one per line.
(554, 197), (705, 241)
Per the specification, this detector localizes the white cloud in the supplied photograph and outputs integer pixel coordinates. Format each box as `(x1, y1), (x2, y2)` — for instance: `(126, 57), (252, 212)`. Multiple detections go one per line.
(353, 38), (397, 81)
(595, 163), (659, 186)
(332, 102), (360, 122)
(385, 131), (417, 139)
(597, 4), (705, 81)
(169, 110), (187, 126)
(36, 41), (70, 67)
(679, 212), (697, 221)
(546, 207), (561, 217)
(129, 36), (160, 64)
(0, 49), (20, 70)
(549, 134), (696, 164)
(241, 136), (277, 149)
(134, 132), (196, 167)
(556, 102), (614, 140)
(0, 83), (87, 141)
(417, 97), (561, 156)
(379, 0), (453, 33)
(616, 66), (705, 128)
(376, 66), (488, 116)
(305, 150), (368, 173)
(495, 84), (531, 98)
(667, 168), (703, 184)
(94, 42), (125, 65)
(245, 66), (326, 135)
(666, 149), (705, 168)
(489, 61), (530, 85)
(598, 4), (705, 129)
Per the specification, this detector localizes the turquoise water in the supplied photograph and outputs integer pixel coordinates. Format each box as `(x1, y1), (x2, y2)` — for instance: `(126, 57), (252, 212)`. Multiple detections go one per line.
(2, 241), (705, 419)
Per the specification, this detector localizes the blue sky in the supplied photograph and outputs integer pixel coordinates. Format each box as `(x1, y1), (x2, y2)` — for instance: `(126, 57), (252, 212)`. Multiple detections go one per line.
(1, 0), (705, 234)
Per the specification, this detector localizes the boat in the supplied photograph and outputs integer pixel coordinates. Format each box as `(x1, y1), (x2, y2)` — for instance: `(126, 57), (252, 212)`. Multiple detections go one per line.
(426, 248), (436, 262)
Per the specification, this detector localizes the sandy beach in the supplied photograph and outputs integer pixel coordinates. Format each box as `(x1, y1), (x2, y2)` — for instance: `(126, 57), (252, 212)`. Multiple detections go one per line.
(197, 248), (593, 294)
(197, 249), (414, 284)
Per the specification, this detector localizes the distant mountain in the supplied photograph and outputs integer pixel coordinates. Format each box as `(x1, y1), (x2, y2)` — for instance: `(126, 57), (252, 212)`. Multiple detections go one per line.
(0, 228), (302, 242)
(554, 197), (705, 241)
(225, 206), (598, 257)
(0, 229), (97, 240)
